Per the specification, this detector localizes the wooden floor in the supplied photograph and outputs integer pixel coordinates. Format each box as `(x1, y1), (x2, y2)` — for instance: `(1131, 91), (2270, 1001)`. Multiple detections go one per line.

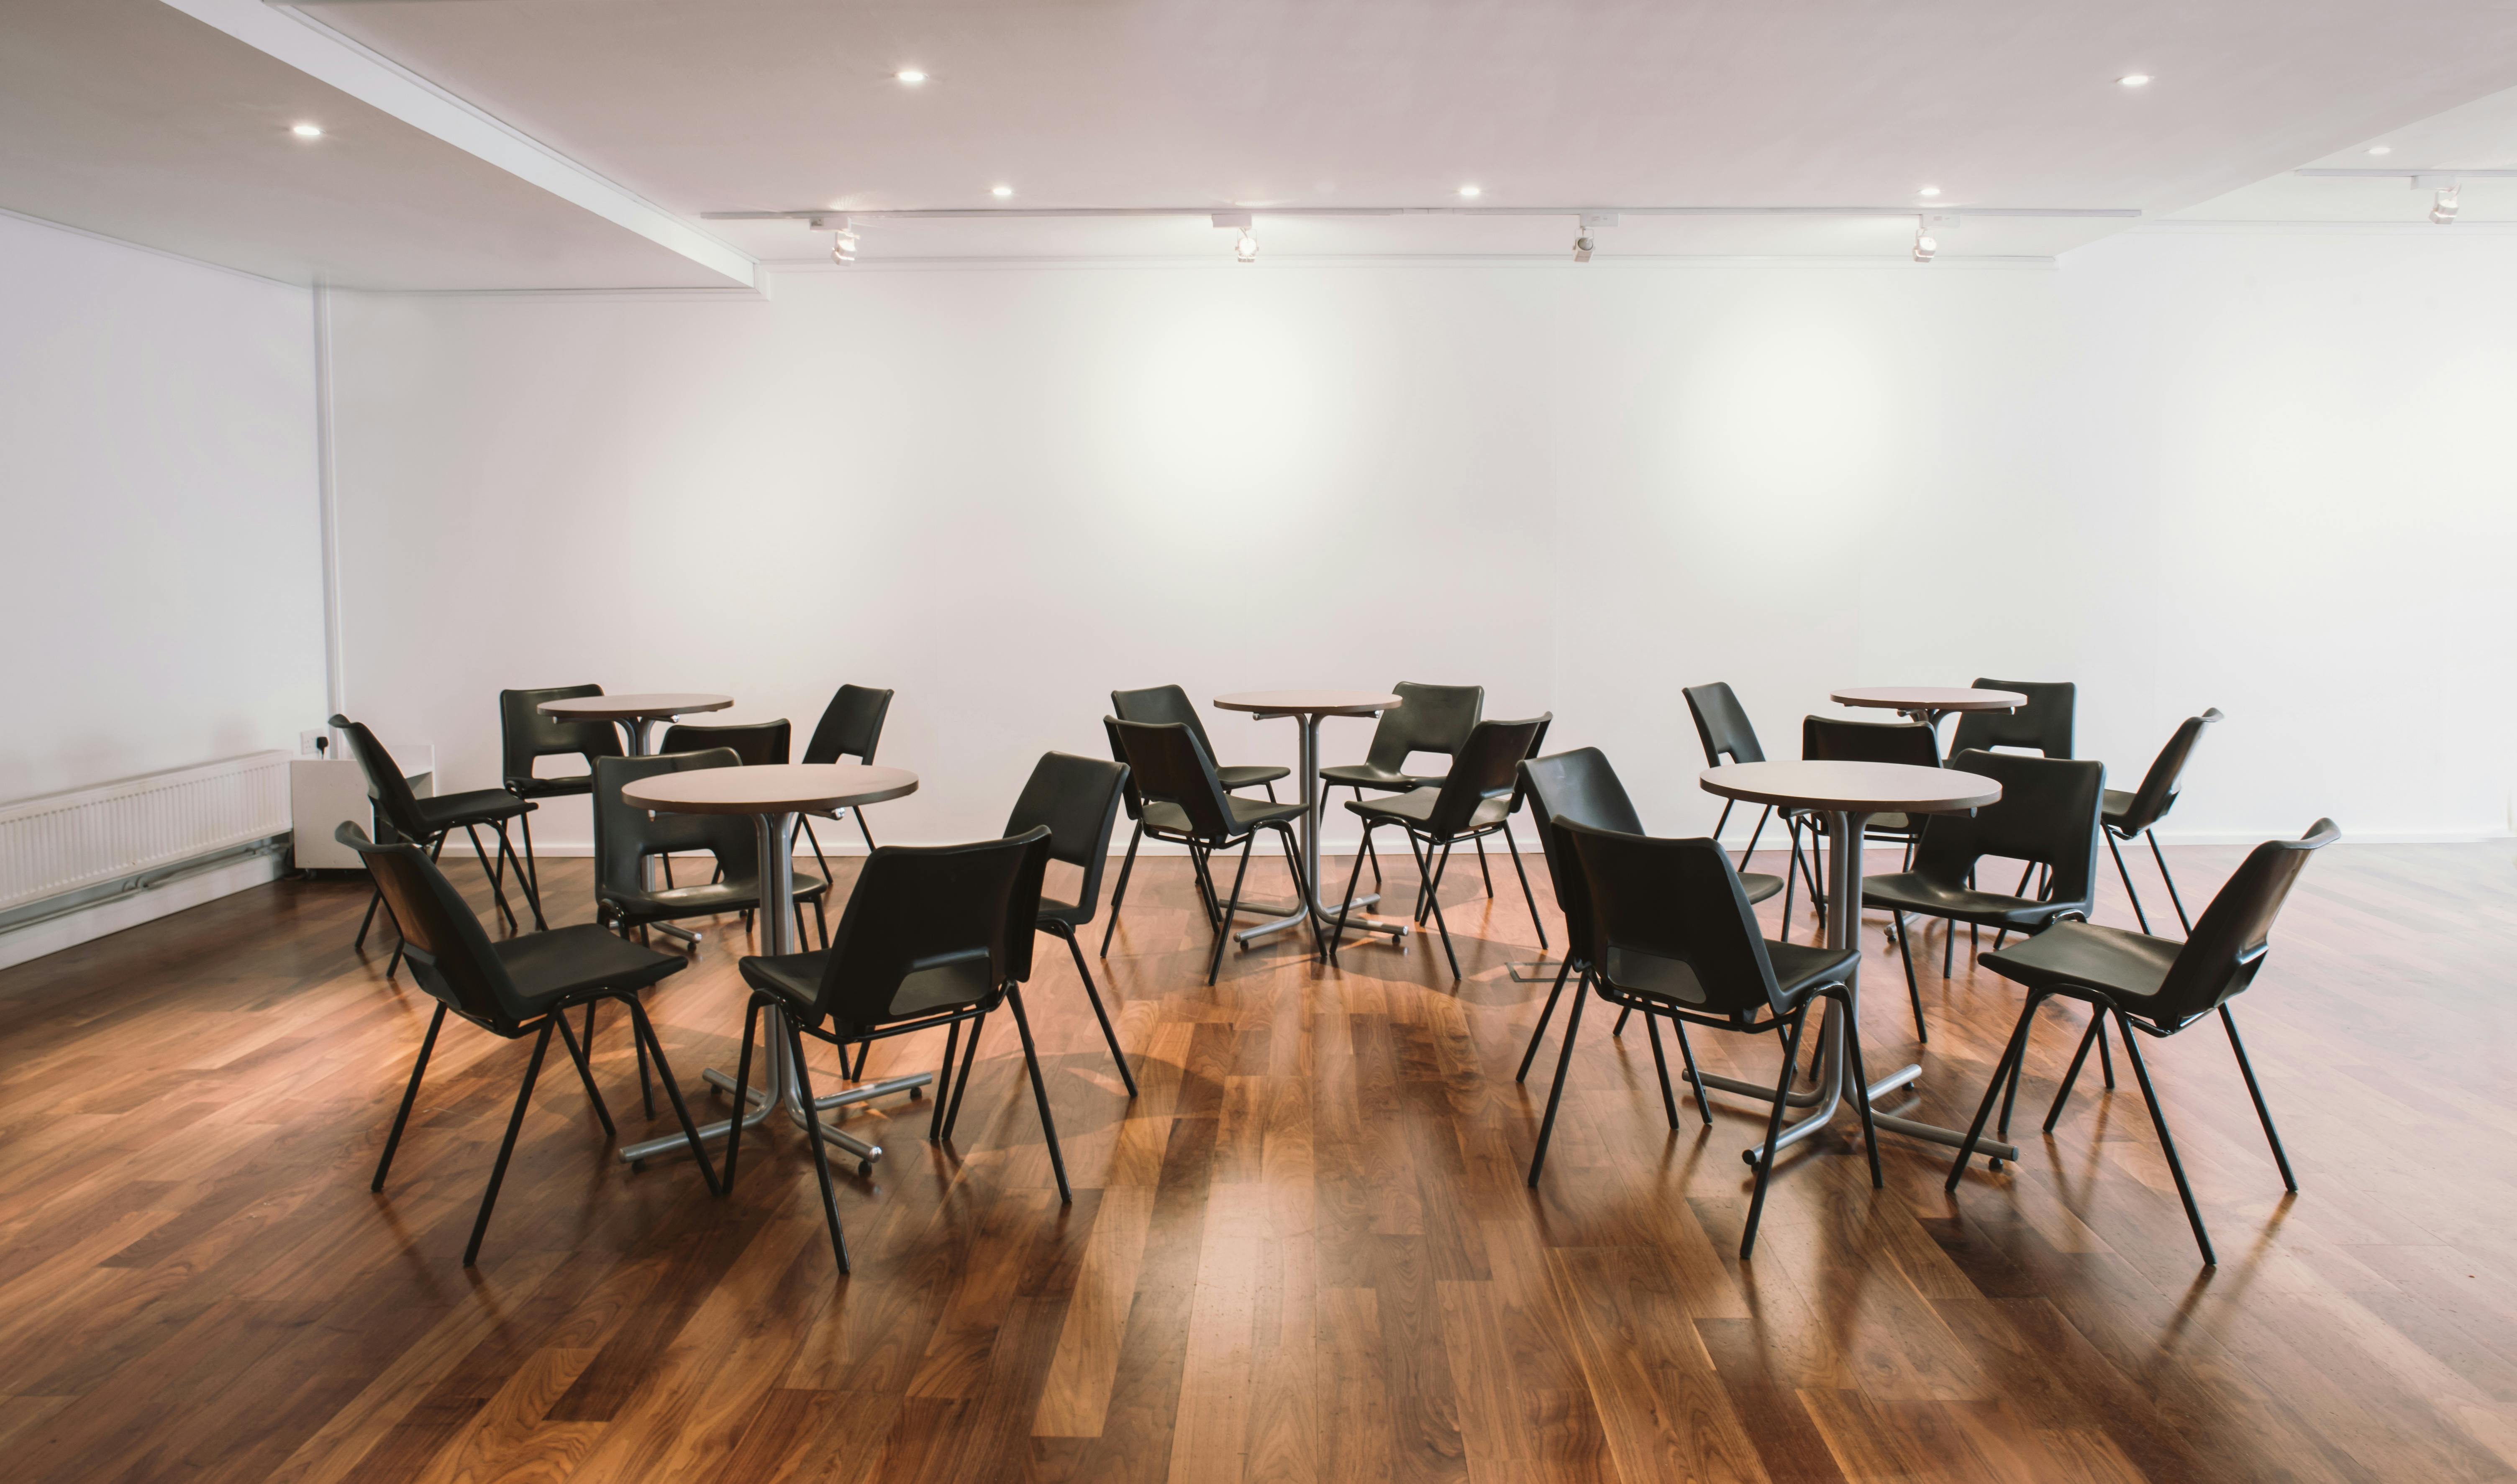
(1, 833), (2512, 1483)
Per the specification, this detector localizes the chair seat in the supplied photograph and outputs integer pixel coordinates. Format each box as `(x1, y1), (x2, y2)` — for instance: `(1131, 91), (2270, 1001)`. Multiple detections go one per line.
(412, 788), (535, 832)
(1216, 794), (1309, 834)
(1038, 894), (1090, 930)
(2101, 787), (2139, 829)
(1741, 871), (1783, 905)
(1141, 801), (1194, 837)
(1218, 764), (1291, 791)
(1599, 937), (1858, 1012)
(604, 870), (827, 924)
(739, 949), (998, 1028)
(1860, 871), (2071, 930)
(505, 774), (593, 801)
(495, 924), (685, 1013)
(1346, 790), (1511, 834)
(1320, 762), (1445, 793)
(1980, 919), (2181, 1007)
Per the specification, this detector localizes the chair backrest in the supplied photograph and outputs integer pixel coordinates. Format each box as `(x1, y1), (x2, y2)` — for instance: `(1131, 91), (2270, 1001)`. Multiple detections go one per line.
(1004, 751), (1130, 923)
(1107, 719), (1238, 841)
(592, 750), (756, 897)
(334, 822), (528, 1028)
(2150, 819), (2338, 1023)
(806, 828), (1052, 1033)
(1110, 686), (1223, 763)
(1560, 821), (1791, 1021)
(1361, 682), (1484, 772)
(1420, 716), (1550, 836)
(661, 719), (792, 766)
(499, 685), (623, 787)
(802, 685), (894, 765)
(330, 714), (429, 843)
(2115, 708), (2224, 836)
(1518, 748), (1647, 962)
(1802, 714), (1941, 769)
(1948, 678), (2076, 759)
(1913, 750), (2106, 912)
(1684, 682), (1765, 765)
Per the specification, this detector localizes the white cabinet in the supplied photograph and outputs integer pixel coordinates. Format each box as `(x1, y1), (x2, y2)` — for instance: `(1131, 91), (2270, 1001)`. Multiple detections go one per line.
(289, 746), (433, 869)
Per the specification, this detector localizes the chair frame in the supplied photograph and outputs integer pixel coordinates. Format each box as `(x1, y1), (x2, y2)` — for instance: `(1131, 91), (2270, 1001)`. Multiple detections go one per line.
(2106, 709), (2224, 935)
(1111, 719), (1323, 985)
(336, 714), (543, 978)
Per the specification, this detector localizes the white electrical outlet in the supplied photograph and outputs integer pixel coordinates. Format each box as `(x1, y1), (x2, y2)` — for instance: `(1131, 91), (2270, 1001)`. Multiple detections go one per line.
(300, 729), (327, 757)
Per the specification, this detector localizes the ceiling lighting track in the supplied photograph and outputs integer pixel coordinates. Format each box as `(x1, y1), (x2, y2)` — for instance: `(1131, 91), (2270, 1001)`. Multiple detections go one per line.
(707, 204), (2139, 222)
(2291, 167), (2517, 225)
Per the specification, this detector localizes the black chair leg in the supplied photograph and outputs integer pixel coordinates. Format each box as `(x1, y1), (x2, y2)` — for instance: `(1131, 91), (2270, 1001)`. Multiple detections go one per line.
(1329, 825), (1374, 965)
(1892, 911), (1929, 1043)
(1064, 928), (1137, 1095)
(1101, 822), (1144, 957)
(1409, 834), (1462, 980)
(464, 824), (520, 934)
(552, 1009), (616, 1139)
(373, 1003), (446, 1190)
(2044, 1014), (2104, 1131)
(1526, 970), (1590, 1185)
(1836, 990), (1883, 1188)
(2147, 831), (2194, 934)
(497, 821), (546, 930)
(517, 806), (542, 908)
(1945, 912), (1957, 976)
(1778, 826), (1798, 945)
(2221, 1006), (2296, 1191)
(1502, 821), (1547, 951)
(1360, 790), (1383, 888)
(941, 1012), (985, 1141)
(784, 1017), (852, 1275)
(622, 999), (718, 1192)
(722, 999), (762, 1191)
(464, 1018), (553, 1267)
(2107, 831), (2153, 934)
(850, 1040), (871, 1080)
(1006, 986), (1073, 1204)
(1670, 1014), (1710, 1120)
(1612, 1003), (1631, 1037)
(1740, 1007), (1810, 1260)
(1209, 837), (1254, 986)
(929, 1019), (961, 1141)
(802, 815), (834, 886)
(1473, 833), (1494, 897)
(1945, 993), (2045, 1190)
(356, 884), (385, 950)
(2115, 1011), (2216, 1264)
(620, 999), (655, 1116)
(1641, 1006), (1680, 1131)
(1515, 956), (1574, 1083)
(854, 810), (877, 853)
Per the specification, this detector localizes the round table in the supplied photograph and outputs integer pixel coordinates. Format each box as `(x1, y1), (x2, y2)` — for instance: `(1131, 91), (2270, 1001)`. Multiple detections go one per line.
(1830, 686), (2025, 747)
(538, 692), (734, 756)
(1697, 760), (2020, 1164)
(613, 764), (922, 1171)
(1212, 691), (1412, 948)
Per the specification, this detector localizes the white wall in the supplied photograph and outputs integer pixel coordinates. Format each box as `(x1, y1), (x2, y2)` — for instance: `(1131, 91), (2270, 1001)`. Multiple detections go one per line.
(326, 234), (2517, 852)
(0, 211), (326, 803)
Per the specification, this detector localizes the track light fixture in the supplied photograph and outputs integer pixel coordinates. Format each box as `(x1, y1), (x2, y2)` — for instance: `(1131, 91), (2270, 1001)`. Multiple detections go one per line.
(811, 214), (856, 264)
(1912, 219), (1938, 262)
(2432, 185), (2460, 225)
(1572, 212), (1616, 264)
(1212, 211), (1258, 263)
(1236, 228), (1258, 263)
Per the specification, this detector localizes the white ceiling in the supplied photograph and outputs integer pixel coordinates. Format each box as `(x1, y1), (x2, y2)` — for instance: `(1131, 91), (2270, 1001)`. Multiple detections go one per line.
(6, 0), (2517, 285)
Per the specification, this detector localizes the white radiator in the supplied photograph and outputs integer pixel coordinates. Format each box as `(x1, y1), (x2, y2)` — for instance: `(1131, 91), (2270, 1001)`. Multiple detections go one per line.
(0, 750), (294, 914)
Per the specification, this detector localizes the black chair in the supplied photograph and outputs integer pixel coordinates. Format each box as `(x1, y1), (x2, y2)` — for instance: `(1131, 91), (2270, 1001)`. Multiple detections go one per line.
(1948, 678), (2076, 760)
(1945, 819), (2338, 1265)
(725, 828), (1062, 1274)
(1331, 715), (1551, 980)
(499, 684), (623, 908)
(334, 714), (544, 979)
(1799, 714), (1941, 928)
(1528, 821), (1876, 1259)
(1859, 750), (2104, 1042)
(1111, 686), (1288, 798)
(337, 822), (718, 1267)
(592, 751), (830, 950)
(2105, 709), (2224, 934)
(1097, 715), (1223, 957)
(1110, 719), (1318, 985)
(661, 718), (792, 765)
(1320, 681), (1482, 893)
(1003, 751), (1138, 1095)
(1511, 748), (1642, 1083)
(797, 684), (895, 877)
(1684, 682), (1814, 927)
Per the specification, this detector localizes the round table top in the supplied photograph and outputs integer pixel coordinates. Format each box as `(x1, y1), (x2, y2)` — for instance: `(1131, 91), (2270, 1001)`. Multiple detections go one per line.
(1831, 686), (2026, 714)
(1699, 760), (2000, 814)
(539, 692), (733, 722)
(623, 763), (919, 815)
(1213, 690), (1402, 716)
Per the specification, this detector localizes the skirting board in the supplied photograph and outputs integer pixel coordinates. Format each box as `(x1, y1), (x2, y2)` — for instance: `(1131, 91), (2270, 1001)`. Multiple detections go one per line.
(0, 851), (287, 975)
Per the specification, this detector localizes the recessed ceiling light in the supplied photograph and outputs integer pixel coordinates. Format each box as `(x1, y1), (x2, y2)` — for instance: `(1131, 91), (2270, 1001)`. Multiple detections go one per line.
(992, 184), (1013, 198)
(2117, 74), (2152, 87)
(2367, 145), (2392, 156)
(1458, 184), (1482, 198)
(896, 69), (926, 84)
(290, 123), (323, 138)
(1918, 185), (1942, 197)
